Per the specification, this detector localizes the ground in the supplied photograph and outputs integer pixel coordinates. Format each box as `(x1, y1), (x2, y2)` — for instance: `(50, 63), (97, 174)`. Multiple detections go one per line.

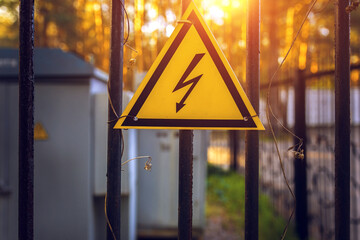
(204, 208), (241, 240)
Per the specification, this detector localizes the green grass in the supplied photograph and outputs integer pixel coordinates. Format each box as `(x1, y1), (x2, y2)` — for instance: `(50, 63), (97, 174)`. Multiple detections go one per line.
(206, 165), (299, 240)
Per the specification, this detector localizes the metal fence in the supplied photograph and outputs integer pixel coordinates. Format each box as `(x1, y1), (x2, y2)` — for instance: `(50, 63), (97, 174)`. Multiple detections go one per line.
(207, 66), (360, 240)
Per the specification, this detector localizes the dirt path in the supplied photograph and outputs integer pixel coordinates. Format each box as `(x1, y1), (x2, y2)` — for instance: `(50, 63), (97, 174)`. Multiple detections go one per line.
(204, 206), (242, 240)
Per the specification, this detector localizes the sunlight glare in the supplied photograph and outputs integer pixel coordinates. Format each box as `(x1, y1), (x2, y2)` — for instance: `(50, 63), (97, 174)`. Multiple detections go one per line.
(166, 9), (176, 23)
(205, 6), (224, 25)
(0, 7), (17, 24)
(351, 71), (359, 83)
(200, 0), (245, 25)
(223, 0), (230, 7)
(299, 42), (308, 70)
(238, 40), (246, 48)
(141, 20), (160, 34)
(278, 57), (284, 64)
(166, 24), (175, 37)
(146, 3), (158, 19)
(232, 0), (242, 8)
(319, 27), (329, 37)
(93, 3), (101, 11)
(351, 55), (359, 64)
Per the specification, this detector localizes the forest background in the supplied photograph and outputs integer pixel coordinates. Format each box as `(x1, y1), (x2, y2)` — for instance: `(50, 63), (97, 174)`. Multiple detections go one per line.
(1, 0), (359, 92)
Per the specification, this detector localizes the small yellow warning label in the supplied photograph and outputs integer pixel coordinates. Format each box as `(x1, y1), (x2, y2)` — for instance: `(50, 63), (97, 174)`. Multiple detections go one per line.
(34, 122), (48, 141)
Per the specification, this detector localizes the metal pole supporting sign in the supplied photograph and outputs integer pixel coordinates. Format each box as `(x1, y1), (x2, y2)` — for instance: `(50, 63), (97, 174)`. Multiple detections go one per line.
(18, 0), (35, 239)
(106, 0), (124, 239)
(178, 2), (193, 240)
(245, 0), (260, 239)
(335, 0), (350, 239)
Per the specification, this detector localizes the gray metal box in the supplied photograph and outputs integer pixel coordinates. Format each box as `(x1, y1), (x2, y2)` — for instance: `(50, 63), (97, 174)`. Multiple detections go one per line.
(0, 48), (136, 240)
(136, 129), (207, 238)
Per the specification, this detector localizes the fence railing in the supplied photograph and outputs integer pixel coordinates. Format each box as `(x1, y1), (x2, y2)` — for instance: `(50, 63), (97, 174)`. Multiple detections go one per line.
(207, 64), (360, 240)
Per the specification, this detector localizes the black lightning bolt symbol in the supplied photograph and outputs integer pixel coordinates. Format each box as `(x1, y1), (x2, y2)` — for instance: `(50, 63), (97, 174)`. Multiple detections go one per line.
(173, 53), (205, 113)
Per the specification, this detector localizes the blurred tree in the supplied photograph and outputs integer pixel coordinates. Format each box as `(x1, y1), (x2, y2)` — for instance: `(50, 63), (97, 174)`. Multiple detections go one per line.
(0, 0), (19, 46)
(34, 0), (80, 49)
(1, 0), (359, 88)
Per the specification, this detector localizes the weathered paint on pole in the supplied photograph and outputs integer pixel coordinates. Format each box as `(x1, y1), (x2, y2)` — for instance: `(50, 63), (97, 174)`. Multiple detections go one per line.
(245, 0), (260, 239)
(335, 0), (350, 239)
(178, 1), (193, 239)
(294, 69), (308, 240)
(18, 0), (35, 239)
(230, 130), (238, 171)
(106, 0), (124, 239)
(178, 130), (193, 240)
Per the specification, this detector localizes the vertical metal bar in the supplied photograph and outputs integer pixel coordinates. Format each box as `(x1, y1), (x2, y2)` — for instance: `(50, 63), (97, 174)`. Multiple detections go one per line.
(245, 0), (260, 239)
(106, 0), (124, 239)
(351, 146), (358, 239)
(178, 2), (193, 240)
(18, 0), (34, 239)
(335, 0), (350, 239)
(178, 130), (193, 240)
(230, 130), (238, 171)
(294, 69), (308, 240)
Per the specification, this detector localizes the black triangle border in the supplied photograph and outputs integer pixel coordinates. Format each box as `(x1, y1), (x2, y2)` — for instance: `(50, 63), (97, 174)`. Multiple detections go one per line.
(123, 10), (256, 129)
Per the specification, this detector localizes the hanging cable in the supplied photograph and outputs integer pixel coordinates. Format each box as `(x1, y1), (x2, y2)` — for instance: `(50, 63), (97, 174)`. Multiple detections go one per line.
(265, 0), (318, 239)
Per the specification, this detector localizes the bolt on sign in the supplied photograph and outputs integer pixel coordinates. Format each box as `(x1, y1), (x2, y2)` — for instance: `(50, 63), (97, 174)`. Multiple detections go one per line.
(115, 1), (264, 130)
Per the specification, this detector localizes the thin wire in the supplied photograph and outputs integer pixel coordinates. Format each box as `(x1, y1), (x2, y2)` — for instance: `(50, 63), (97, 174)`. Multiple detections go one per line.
(267, 104), (296, 240)
(104, 130), (125, 240)
(125, 43), (138, 54)
(267, 0), (317, 143)
(177, 20), (192, 24)
(104, 193), (117, 240)
(104, 1), (137, 239)
(244, 114), (259, 121)
(121, 156), (152, 171)
(107, 0), (133, 121)
(346, 0), (360, 13)
(265, 0), (318, 239)
(107, 115), (138, 124)
(107, 81), (120, 120)
(119, 0), (130, 45)
(121, 130), (125, 160)
(312, 0), (332, 14)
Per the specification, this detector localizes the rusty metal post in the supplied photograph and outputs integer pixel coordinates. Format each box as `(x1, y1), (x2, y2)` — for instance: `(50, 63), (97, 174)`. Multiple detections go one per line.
(245, 0), (260, 239)
(18, 0), (35, 239)
(335, 0), (350, 239)
(230, 130), (238, 171)
(106, 0), (124, 239)
(294, 69), (308, 240)
(178, 1), (193, 240)
(178, 130), (193, 240)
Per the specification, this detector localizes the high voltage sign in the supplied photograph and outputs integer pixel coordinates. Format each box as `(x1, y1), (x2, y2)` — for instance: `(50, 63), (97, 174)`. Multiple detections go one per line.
(115, 1), (264, 130)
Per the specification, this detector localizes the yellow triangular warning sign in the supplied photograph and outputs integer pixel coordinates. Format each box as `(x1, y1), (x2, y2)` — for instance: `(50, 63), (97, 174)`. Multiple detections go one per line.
(34, 122), (48, 140)
(115, 1), (264, 130)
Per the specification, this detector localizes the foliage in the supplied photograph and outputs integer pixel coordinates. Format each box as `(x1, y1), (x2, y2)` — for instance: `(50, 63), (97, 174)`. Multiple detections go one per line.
(206, 164), (299, 240)
(0, 0), (19, 46)
(1, 0), (360, 87)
